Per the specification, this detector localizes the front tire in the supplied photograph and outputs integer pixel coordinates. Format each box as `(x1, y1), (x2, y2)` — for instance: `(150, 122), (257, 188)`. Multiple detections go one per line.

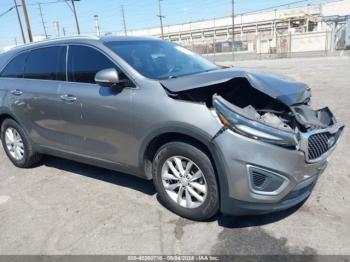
(1, 118), (41, 168)
(153, 141), (219, 220)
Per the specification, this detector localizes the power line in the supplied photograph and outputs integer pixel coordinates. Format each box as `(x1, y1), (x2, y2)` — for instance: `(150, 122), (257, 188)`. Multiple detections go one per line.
(157, 0), (165, 39)
(239, 0), (308, 16)
(0, 0), (325, 45)
(121, 5), (127, 36)
(38, 3), (48, 38)
(13, 0), (26, 43)
(63, 0), (81, 35)
(71, 0), (81, 35)
(27, 0), (65, 6)
(0, 0), (64, 18)
(0, 6), (16, 17)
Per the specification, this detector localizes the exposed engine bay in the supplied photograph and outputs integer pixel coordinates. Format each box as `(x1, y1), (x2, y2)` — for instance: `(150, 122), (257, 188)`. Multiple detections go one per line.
(162, 76), (336, 134)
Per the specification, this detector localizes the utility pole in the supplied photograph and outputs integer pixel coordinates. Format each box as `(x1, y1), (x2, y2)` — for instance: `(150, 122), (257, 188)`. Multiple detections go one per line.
(13, 0), (26, 44)
(71, 0), (80, 35)
(231, 0), (235, 61)
(121, 5), (127, 36)
(53, 21), (60, 38)
(62, 27), (66, 36)
(21, 0), (33, 42)
(94, 15), (101, 36)
(38, 3), (48, 39)
(157, 0), (165, 39)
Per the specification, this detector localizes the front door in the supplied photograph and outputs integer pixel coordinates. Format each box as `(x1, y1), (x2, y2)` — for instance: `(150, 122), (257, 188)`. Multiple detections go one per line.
(58, 45), (134, 165)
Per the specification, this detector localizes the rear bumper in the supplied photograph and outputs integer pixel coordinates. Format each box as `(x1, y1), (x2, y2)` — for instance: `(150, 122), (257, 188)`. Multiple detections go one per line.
(212, 129), (332, 216)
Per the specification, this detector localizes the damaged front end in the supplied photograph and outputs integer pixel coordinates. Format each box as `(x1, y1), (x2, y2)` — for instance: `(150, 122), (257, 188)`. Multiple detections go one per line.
(213, 95), (344, 163)
(161, 68), (344, 163)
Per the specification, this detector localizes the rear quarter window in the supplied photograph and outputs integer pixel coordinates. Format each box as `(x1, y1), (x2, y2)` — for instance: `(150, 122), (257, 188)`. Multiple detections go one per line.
(0, 52), (28, 78)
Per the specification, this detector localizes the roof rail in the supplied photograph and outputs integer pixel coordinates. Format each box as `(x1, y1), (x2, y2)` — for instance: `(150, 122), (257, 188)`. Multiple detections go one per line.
(7, 35), (100, 50)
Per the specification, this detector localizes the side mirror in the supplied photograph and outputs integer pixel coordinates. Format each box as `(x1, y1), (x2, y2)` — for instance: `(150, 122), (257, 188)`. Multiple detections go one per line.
(95, 68), (121, 87)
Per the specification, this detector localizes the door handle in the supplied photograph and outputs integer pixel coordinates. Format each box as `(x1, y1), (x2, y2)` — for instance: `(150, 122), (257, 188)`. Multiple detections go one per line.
(60, 94), (77, 102)
(11, 89), (23, 96)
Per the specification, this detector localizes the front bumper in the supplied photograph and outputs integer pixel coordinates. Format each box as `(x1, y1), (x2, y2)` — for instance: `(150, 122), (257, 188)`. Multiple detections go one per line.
(221, 173), (318, 215)
(212, 128), (338, 216)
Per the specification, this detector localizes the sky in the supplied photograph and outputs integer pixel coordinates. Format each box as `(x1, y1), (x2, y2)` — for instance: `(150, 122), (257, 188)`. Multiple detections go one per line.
(0, 0), (331, 48)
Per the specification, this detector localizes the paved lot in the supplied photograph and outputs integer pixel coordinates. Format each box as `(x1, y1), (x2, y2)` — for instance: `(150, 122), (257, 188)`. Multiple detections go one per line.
(0, 57), (349, 255)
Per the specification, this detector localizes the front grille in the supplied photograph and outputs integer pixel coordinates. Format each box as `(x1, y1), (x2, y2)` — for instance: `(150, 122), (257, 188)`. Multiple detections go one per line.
(308, 132), (332, 160)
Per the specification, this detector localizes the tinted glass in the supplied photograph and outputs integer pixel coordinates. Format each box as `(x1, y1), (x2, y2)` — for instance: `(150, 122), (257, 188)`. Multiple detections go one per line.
(68, 45), (123, 84)
(24, 46), (66, 81)
(104, 40), (218, 80)
(0, 52), (28, 78)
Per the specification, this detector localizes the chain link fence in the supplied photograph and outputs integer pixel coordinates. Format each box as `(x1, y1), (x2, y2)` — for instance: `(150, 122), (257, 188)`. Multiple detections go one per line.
(177, 30), (349, 62)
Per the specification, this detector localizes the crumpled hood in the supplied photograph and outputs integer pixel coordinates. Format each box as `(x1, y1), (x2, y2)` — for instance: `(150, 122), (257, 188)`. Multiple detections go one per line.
(160, 68), (311, 106)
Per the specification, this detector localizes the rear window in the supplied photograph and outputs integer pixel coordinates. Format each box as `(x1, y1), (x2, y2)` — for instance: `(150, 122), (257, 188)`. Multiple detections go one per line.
(0, 52), (28, 78)
(24, 46), (66, 81)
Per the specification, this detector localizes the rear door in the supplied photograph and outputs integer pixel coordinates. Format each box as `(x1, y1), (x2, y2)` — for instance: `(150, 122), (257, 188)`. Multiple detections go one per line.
(3, 46), (67, 148)
(58, 45), (134, 164)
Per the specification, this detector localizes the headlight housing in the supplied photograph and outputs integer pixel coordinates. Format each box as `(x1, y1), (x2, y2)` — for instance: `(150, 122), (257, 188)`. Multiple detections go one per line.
(213, 97), (298, 148)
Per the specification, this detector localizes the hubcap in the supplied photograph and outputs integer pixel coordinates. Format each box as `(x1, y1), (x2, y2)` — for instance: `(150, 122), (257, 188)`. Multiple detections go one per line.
(4, 127), (24, 161)
(161, 156), (207, 209)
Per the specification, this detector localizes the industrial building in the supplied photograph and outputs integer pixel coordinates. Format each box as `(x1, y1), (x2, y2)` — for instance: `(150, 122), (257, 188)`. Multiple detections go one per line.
(115, 0), (350, 57)
(2, 0), (349, 58)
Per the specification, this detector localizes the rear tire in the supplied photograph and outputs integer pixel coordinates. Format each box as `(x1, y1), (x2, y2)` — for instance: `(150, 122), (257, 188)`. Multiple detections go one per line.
(1, 118), (42, 168)
(153, 141), (219, 220)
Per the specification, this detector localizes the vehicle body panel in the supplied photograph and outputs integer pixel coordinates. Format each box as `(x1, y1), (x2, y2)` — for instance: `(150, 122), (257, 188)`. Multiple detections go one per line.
(160, 68), (311, 105)
(0, 36), (344, 216)
(58, 81), (134, 164)
(0, 78), (64, 148)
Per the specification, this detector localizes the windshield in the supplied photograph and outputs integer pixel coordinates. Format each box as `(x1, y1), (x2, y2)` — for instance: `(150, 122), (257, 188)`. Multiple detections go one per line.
(104, 40), (218, 80)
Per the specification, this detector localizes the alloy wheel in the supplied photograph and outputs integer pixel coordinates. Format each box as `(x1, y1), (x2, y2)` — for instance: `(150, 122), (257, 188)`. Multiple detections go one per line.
(4, 127), (25, 161)
(161, 156), (207, 208)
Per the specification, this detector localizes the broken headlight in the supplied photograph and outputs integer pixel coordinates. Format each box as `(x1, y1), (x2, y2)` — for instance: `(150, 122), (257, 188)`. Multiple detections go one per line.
(213, 97), (298, 148)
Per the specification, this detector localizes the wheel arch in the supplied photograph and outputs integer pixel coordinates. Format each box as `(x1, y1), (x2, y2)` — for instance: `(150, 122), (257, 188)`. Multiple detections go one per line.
(140, 127), (231, 215)
(140, 127), (217, 180)
(0, 110), (19, 131)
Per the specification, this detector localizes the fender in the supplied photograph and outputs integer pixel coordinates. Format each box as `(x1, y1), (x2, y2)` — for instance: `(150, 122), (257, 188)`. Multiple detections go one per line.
(138, 124), (231, 210)
(138, 123), (229, 191)
(0, 107), (19, 123)
(139, 124), (215, 169)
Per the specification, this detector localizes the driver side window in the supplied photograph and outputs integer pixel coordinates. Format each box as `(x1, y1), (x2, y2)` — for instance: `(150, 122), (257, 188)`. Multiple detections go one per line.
(67, 45), (127, 84)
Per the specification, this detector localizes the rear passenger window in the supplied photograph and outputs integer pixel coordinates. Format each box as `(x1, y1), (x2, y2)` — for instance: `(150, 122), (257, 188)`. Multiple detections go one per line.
(68, 45), (125, 84)
(24, 46), (66, 81)
(0, 52), (28, 78)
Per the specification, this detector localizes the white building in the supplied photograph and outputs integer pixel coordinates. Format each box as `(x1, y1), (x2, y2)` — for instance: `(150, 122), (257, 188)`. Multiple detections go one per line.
(112, 0), (350, 54)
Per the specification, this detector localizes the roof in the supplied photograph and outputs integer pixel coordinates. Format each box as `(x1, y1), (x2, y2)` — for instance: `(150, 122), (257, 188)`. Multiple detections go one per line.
(101, 35), (161, 42)
(1, 35), (160, 54)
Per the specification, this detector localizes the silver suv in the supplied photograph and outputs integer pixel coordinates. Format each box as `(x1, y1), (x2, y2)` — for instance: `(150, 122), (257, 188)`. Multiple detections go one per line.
(0, 36), (344, 220)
